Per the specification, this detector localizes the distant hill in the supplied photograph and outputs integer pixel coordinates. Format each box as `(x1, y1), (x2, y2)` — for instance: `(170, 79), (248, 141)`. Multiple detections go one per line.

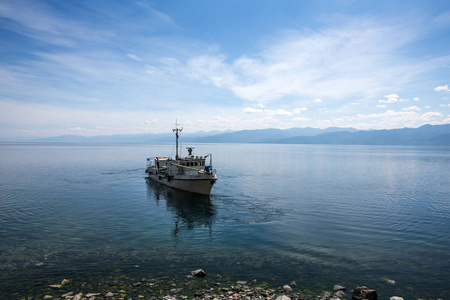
(271, 124), (450, 146)
(3, 124), (449, 146)
(192, 127), (358, 143)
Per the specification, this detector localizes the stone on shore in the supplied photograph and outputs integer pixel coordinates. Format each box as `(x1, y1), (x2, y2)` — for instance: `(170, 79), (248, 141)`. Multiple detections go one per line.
(390, 297), (403, 300)
(352, 286), (377, 300)
(191, 269), (207, 278)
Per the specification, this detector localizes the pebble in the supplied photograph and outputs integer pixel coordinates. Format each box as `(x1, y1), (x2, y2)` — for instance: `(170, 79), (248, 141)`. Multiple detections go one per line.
(73, 293), (82, 300)
(275, 296), (291, 300)
(32, 275), (406, 300)
(283, 285), (293, 292)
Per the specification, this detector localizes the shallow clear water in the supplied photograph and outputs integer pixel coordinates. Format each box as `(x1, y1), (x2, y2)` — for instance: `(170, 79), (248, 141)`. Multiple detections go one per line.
(0, 142), (449, 299)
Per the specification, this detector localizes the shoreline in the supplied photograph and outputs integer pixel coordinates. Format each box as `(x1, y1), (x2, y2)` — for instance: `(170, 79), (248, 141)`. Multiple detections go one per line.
(9, 271), (403, 300)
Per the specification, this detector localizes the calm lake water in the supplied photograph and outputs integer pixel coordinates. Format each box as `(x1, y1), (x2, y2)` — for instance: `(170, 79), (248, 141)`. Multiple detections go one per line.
(0, 142), (449, 299)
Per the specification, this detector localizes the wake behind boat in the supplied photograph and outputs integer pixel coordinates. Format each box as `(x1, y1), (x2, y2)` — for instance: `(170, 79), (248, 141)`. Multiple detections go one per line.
(145, 123), (217, 195)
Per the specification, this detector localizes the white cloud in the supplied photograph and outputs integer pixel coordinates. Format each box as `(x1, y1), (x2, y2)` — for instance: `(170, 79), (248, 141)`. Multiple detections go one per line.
(377, 104), (387, 108)
(434, 84), (449, 93)
(292, 107), (307, 114)
(244, 107), (306, 116)
(419, 111), (443, 121)
(402, 106), (421, 111)
(161, 17), (439, 105)
(264, 109), (294, 116)
(413, 97), (420, 101)
(127, 54), (142, 62)
(293, 117), (311, 121)
(244, 107), (263, 113)
(379, 93), (399, 103)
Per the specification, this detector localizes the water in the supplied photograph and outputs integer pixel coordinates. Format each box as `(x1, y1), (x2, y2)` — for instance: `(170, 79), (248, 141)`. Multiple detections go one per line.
(0, 142), (449, 299)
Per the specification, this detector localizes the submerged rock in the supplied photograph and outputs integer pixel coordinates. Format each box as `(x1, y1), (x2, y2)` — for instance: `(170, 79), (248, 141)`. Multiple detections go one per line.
(276, 296), (291, 300)
(49, 284), (62, 289)
(73, 293), (82, 300)
(390, 297), (403, 300)
(191, 269), (207, 278)
(352, 286), (377, 300)
(334, 290), (346, 298)
(382, 278), (396, 285)
(85, 293), (100, 297)
(283, 284), (293, 292)
(334, 285), (346, 291)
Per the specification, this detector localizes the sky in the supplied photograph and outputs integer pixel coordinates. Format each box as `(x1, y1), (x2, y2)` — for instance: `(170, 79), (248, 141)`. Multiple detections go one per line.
(0, 0), (450, 137)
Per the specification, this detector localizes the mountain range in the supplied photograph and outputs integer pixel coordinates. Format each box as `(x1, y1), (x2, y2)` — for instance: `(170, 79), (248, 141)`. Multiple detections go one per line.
(3, 124), (450, 146)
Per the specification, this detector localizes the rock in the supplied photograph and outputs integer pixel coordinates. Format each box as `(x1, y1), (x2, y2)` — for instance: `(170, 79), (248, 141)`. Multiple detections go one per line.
(49, 285), (62, 289)
(237, 281), (247, 285)
(61, 279), (70, 285)
(334, 290), (346, 298)
(352, 286), (377, 300)
(62, 292), (74, 297)
(170, 288), (183, 294)
(334, 285), (346, 291)
(390, 297), (403, 300)
(43, 296), (53, 300)
(85, 293), (100, 297)
(191, 269), (207, 278)
(276, 296), (291, 300)
(382, 278), (396, 285)
(105, 292), (114, 297)
(283, 285), (293, 292)
(73, 293), (82, 300)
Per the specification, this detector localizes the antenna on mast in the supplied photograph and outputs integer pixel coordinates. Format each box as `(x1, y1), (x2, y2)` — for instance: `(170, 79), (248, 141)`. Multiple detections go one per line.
(173, 120), (183, 160)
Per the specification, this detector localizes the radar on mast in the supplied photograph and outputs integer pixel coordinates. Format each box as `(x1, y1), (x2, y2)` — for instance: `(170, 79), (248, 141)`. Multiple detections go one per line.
(173, 121), (183, 160)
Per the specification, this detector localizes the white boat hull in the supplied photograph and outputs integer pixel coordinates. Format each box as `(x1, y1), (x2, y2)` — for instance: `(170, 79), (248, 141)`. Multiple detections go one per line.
(147, 172), (217, 195)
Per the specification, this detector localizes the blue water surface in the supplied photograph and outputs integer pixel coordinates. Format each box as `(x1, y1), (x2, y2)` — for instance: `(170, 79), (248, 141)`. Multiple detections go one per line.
(0, 143), (449, 299)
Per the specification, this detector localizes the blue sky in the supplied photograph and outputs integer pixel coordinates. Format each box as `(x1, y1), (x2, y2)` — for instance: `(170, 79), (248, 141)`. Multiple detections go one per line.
(0, 0), (449, 137)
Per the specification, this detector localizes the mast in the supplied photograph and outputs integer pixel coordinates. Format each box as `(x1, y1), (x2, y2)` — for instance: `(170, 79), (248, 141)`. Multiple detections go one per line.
(173, 121), (183, 160)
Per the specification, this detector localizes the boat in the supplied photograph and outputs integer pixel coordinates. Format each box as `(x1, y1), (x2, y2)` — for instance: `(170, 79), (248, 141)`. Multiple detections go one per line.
(145, 123), (218, 195)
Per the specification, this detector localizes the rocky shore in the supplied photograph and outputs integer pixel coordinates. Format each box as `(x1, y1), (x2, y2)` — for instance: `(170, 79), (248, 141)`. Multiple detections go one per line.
(31, 270), (409, 300)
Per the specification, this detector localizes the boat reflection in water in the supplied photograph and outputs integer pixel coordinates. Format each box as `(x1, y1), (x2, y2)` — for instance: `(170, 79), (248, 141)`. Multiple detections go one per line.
(146, 179), (216, 238)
